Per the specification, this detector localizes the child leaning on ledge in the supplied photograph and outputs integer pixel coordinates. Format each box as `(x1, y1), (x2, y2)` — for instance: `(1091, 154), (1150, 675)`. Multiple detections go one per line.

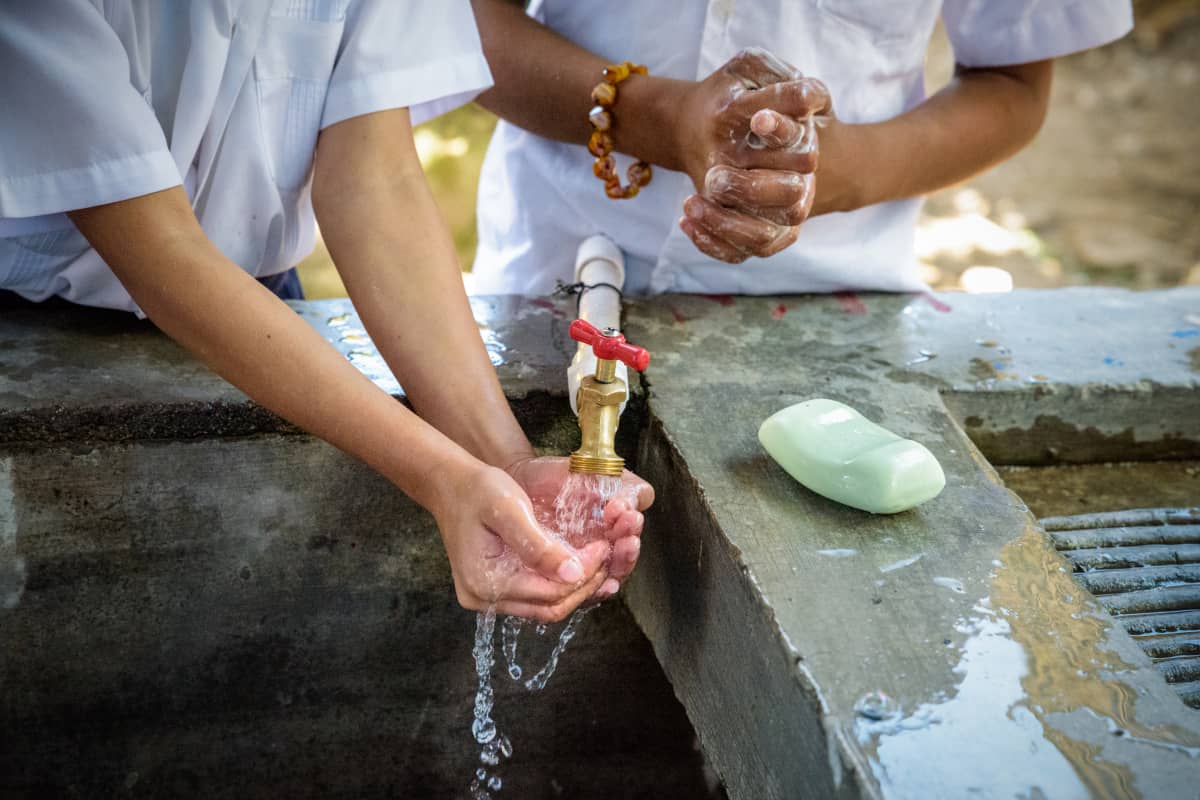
(0, 1), (651, 622)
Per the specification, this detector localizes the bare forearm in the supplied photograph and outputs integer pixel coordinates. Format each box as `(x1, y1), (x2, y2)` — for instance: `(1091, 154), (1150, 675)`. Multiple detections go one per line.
(68, 188), (471, 511)
(829, 61), (1053, 213)
(471, 0), (688, 172)
(313, 109), (535, 470)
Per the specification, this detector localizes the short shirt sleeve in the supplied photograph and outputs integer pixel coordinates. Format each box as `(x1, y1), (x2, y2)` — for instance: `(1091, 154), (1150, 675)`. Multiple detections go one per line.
(321, 0), (494, 129)
(0, 0), (179, 219)
(942, 0), (1134, 68)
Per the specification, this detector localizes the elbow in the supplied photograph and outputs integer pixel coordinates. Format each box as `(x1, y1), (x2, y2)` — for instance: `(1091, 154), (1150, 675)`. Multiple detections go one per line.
(958, 59), (1054, 150)
(1016, 60), (1054, 144)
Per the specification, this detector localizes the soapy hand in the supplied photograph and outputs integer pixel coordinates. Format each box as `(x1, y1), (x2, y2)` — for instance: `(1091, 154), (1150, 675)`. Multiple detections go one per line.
(433, 462), (611, 623)
(674, 48), (835, 263)
(507, 456), (653, 602)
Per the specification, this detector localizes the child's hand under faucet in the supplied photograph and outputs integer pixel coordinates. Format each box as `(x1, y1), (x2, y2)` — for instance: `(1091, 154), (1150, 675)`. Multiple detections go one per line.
(510, 455), (652, 601)
(432, 459), (650, 623)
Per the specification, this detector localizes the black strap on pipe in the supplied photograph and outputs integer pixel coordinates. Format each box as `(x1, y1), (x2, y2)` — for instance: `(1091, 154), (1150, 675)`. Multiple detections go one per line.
(552, 280), (624, 317)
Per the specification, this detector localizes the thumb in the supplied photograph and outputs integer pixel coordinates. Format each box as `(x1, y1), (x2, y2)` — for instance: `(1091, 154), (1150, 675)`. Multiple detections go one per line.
(487, 492), (588, 584)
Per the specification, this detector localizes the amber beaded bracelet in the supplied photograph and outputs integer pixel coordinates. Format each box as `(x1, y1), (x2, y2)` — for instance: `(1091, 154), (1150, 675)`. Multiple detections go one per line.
(588, 61), (653, 199)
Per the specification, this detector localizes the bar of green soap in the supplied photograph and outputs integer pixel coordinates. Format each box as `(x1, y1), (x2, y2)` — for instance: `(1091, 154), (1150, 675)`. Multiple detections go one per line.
(758, 399), (945, 514)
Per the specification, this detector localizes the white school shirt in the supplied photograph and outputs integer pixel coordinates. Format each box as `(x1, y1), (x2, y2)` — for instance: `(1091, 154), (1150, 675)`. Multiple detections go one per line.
(0, 0), (492, 313)
(472, 0), (1133, 296)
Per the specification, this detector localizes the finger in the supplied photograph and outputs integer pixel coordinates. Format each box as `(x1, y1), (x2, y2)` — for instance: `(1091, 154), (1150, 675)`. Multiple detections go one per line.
(488, 540), (610, 604)
(724, 47), (801, 88)
(705, 165), (812, 215)
(603, 497), (630, 526)
(607, 536), (642, 581)
(620, 470), (655, 511)
(624, 470), (652, 513)
(593, 578), (621, 602)
(750, 109), (817, 156)
(679, 216), (750, 264)
(488, 494), (587, 584)
(707, 168), (815, 227)
(684, 195), (799, 257)
(728, 78), (832, 122)
(610, 508), (644, 540)
(496, 567), (610, 623)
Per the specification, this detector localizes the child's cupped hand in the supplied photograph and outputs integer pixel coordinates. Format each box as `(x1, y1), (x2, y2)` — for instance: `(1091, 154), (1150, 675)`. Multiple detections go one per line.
(432, 460), (647, 623)
(507, 455), (652, 596)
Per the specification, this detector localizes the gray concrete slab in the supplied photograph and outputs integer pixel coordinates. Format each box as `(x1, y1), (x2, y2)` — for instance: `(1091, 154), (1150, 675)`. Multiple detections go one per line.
(0, 293), (709, 798)
(0, 295), (578, 444)
(0, 430), (712, 799)
(3, 287), (1199, 799)
(623, 289), (1200, 800)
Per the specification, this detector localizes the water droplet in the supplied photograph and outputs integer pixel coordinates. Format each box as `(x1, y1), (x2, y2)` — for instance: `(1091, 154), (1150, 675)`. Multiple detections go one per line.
(932, 576), (965, 594)
(854, 690), (900, 721)
(488, 776), (503, 790)
(535, 623), (548, 636)
(476, 768), (488, 781)
(905, 348), (937, 365)
(472, 717), (496, 744)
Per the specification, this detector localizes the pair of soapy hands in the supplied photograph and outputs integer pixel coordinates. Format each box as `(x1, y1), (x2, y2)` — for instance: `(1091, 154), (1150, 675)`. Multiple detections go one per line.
(674, 48), (837, 263)
(442, 52), (829, 623)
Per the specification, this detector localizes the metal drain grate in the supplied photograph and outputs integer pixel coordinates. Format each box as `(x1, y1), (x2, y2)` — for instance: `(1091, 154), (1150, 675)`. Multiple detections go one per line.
(1041, 507), (1200, 710)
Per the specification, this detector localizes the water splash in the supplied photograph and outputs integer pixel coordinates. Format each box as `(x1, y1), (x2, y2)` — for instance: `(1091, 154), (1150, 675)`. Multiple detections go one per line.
(466, 469), (626, 797)
(523, 606), (593, 692)
(472, 608), (499, 745)
(501, 615), (523, 681)
(545, 471), (623, 548)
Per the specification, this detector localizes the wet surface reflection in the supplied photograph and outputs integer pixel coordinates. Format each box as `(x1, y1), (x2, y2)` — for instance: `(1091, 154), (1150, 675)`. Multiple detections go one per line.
(288, 297), (575, 400)
(859, 523), (1200, 799)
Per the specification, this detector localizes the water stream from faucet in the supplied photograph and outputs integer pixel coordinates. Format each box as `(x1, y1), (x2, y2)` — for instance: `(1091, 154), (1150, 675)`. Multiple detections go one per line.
(468, 471), (624, 798)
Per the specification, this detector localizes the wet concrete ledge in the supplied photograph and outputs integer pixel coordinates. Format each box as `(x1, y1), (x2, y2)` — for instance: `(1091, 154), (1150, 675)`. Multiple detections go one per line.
(623, 288), (1200, 799)
(0, 294), (695, 799)
(2, 288), (1200, 798)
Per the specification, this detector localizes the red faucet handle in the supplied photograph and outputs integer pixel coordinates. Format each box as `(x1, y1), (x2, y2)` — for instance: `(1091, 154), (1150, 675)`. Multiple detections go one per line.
(569, 319), (651, 372)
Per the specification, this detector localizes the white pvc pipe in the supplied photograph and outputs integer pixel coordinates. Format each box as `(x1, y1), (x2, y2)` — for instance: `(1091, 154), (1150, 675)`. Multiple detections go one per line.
(568, 234), (628, 416)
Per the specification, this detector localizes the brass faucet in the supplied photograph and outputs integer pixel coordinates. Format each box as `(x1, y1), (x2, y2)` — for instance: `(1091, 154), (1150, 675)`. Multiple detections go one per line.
(567, 319), (651, 476)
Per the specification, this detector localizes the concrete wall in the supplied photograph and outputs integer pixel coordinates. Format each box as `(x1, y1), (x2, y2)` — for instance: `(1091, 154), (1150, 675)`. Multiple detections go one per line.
(0, 297), (718, 799)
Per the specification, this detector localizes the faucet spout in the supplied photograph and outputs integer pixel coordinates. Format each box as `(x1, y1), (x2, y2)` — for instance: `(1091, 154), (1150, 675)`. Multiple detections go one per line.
(566, 320), (650, 476)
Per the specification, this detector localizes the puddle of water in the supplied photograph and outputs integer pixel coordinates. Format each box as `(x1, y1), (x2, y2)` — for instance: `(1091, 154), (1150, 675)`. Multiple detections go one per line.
(861, 607), (1093, 799)
(857, 524), (1200, 799)
(345, 350), (401, 395)
(818, 549), (858, 558)
(338, 328), (370, 345)
(880, 554), (923, 573)
(904, 349), (936, 366)
(480, 328), (507, 368)
(932, 576), (965, 594)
